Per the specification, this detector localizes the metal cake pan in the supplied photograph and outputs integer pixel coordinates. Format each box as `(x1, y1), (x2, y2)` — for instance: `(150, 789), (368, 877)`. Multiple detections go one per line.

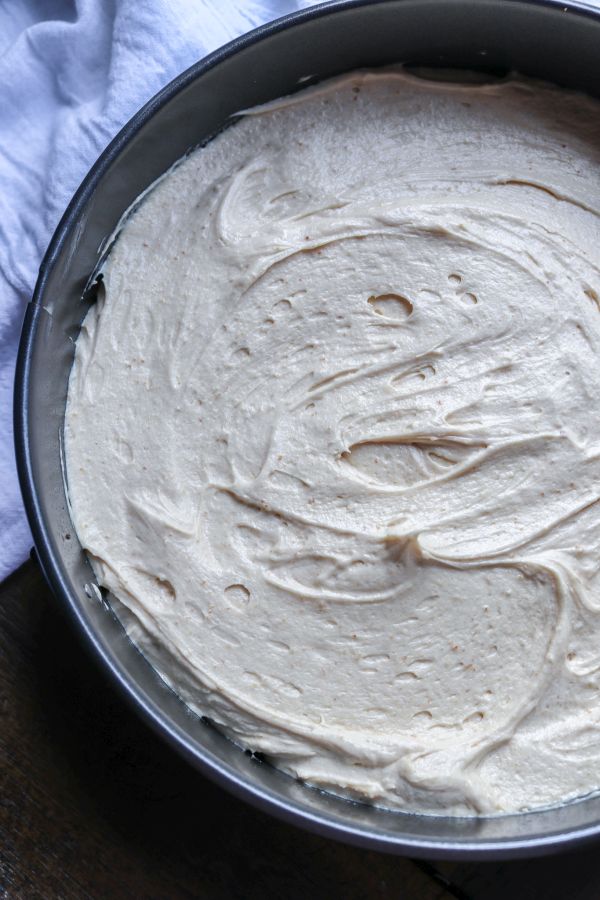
(14, 0), (600, 859)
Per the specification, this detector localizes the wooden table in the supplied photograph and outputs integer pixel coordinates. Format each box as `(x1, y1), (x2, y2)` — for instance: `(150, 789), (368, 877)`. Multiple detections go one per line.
(2, 560), (600, 899)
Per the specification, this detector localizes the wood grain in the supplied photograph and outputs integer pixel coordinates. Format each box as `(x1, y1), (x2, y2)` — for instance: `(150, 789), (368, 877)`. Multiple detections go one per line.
(437, 850), (600, 900)
(0, 561), (450, 900)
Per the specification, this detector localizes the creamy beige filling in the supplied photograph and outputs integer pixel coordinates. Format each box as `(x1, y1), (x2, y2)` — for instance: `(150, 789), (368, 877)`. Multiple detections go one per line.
(65, 70), (600, 815)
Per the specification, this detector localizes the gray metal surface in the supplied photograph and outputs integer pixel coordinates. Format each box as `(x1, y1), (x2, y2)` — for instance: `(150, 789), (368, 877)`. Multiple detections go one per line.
(14, 0), (600, 858)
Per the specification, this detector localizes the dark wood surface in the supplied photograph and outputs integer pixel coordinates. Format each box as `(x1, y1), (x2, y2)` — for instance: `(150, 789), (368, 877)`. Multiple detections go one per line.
(2, 560), (600, 899)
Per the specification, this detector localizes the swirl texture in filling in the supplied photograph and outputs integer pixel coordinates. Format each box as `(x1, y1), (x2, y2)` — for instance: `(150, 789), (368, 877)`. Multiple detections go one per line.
(66, 71), (600, 815)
